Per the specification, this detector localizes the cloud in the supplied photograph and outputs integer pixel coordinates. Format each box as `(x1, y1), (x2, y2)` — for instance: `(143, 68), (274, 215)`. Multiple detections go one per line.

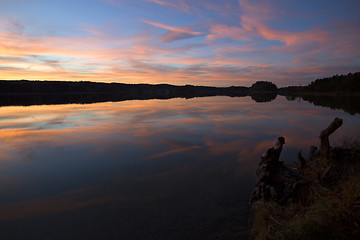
(128, 58), (177, 74)
(4, 18), (25, 35)
(144, 0), (239, 17)
(160, 31), (201, 43)
(205, 0), (328, 47)
(145, 0), (191, 13)
(145, 145), (200, 160)
(0, 56), (28, 63)
(0, 186), (116, 220)
(207, 24), (250, 41)
(1, 1), (360, 86)
(100, 0), (134, 7)
(141, 20), (200, 35)
(30, 55), (69, 71)
(102, 0), (191, 13)
(142, 20), (203, 43)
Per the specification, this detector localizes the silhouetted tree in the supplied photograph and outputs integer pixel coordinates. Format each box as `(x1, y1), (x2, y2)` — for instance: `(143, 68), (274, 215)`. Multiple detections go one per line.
(304, 72), (360, 92)
(250, 81), (278, 92)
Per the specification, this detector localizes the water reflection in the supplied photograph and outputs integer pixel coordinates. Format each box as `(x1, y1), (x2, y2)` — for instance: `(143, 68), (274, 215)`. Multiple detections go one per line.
(250, 91), (277, 102)
(0, 96), (359, 239)
(2, 91), (360, 116)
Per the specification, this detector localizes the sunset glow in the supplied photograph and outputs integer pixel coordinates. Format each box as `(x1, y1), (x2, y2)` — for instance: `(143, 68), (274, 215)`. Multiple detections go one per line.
(1, 0), (359, 86)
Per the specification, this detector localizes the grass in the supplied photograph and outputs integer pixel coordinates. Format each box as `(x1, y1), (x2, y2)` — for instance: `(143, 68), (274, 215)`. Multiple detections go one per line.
(250, 141), (360, 240)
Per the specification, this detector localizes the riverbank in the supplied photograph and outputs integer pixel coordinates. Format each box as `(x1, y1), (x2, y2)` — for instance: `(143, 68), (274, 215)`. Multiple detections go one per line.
(250, 118), (360, 239)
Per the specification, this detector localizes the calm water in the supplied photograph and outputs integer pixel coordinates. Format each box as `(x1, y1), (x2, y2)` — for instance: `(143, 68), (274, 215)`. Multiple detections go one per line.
(0, 96), (359, 239)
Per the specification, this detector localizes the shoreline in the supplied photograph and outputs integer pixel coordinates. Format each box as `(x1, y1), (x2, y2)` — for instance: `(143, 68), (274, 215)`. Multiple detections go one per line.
(249, 118), (360, 239)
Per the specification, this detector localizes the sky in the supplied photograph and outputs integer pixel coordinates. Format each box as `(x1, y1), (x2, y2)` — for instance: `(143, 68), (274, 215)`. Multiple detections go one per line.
(0, 0), (359, 87)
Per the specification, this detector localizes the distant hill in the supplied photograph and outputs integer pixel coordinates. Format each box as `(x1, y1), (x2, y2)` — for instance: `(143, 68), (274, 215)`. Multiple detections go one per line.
(0, 80), (250, 106)
(0, 80), (249, 95)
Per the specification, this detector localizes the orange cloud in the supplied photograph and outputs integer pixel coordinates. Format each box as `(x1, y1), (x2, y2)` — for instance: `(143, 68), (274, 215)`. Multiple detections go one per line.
(1, 0), (360, 87)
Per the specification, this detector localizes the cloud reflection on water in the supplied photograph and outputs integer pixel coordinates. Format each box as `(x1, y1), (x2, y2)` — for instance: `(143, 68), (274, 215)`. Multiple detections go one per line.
(0, 96), (359, 238)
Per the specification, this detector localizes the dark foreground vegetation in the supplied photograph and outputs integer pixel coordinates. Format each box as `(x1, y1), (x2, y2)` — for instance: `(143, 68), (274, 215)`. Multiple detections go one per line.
(250, 118), (360, 239)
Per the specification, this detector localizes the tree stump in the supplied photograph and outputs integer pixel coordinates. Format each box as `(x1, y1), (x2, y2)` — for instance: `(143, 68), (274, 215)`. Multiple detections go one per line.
(250, 118), (347, 205)
(320, 118), (343, 159)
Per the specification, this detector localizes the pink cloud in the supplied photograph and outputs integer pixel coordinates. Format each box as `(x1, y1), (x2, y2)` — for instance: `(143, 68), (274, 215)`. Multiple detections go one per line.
(142, 20), (201, 35)
(241, 14), (328, 46)
(207, 24), (250, 41)
(1, 0), (360, 87)
(142, 20), (203, 43)
(205, 0), (328, 47)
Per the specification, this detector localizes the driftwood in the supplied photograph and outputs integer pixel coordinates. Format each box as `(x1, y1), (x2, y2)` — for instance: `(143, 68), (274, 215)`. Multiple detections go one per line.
(297, 151), (306, 169)
(250, 137), (303, 204)
(308, 146), (318, 162)
(250, 117), (349, 205)
(320, 118), (343, 159)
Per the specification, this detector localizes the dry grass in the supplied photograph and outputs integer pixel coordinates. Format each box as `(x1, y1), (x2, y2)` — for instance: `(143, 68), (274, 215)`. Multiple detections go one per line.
(341, 136), (360, 148)
(250, 141), (360, 240)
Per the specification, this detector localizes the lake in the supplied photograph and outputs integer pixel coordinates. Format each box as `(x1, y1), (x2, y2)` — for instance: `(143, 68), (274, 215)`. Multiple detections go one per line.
(0, 95), (359, 239)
